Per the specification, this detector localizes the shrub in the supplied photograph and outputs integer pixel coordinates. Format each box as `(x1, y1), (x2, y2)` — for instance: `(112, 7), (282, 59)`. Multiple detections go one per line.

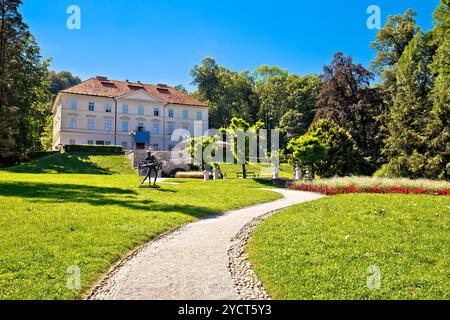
(308, 119), (364, 177)
(287, 133), (328, 178)
(63, 145), (124, 154)
(175, 171), (204, 179)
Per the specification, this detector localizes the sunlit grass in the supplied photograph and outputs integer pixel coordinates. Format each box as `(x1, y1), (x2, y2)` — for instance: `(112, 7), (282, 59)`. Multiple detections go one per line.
(0, 152), (281, 299)
(248, 194), (450, 300)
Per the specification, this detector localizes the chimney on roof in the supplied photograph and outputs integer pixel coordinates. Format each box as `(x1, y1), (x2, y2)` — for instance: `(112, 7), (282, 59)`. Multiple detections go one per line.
(126, 79), (129, 82)
(137, 81), (142, 84)
(157, 83), (168, 87)
(96, 76), (108, 81)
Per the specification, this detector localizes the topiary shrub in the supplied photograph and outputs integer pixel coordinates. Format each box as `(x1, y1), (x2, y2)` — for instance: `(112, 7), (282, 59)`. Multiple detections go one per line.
(63, 145), (124, 153)
(175, 171), (204, 179)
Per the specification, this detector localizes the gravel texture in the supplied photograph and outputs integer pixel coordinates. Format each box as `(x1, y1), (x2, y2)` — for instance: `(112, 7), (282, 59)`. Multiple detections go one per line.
(87, 189), (323, 300)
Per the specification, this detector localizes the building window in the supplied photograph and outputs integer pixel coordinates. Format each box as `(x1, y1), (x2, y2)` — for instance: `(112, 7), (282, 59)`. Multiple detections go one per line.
(70, 100), (77, 110)
(153, 144), (159, 151)
(197, 111), (203, 121)
(87, 119), (95, 130)
(105, 120), (113, 132)
(88, 102), (95, 111)
(137, 122), (145, 130)
(154, 108), (159, 117)
(96, 140), (105, 145)
(122, 141), (128, 148)
(138, 105), (144, 115)
(87, 140), (94, 145)
(69, 118), (77, 129)
(105, 141), (111, 146)
(153, 123), (160, 134)
(168, 124), (175, 135)
(105, 104), (112, 113)
(168, 144), (174, 151)
(121, 121), (129, 132)
(69, 139), (76, 145)
(168, 109), (174, 118)
(122, 104), (128, 114)
(182, 110), (189, 119)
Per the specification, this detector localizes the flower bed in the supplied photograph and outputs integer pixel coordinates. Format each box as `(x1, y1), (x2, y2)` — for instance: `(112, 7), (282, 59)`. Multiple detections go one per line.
(288, 177), (450, 196)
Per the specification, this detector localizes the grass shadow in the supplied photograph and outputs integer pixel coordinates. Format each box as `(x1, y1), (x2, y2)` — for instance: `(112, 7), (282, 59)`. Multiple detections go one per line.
(2, 152), (116, 175)
(0, 181), (216, 217)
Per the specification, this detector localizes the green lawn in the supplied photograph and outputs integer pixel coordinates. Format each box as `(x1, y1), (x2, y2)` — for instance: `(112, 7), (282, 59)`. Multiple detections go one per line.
(0, 152), (281, 299)
(247, 194), (450, 300)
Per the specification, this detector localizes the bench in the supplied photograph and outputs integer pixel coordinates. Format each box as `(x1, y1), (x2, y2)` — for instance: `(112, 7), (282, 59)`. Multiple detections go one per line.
(236, 171), (257, 178)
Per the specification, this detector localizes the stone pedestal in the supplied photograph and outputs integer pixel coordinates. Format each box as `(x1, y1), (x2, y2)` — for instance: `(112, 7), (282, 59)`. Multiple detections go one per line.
(272, 164), (280, 180)
(203, 170), (210, 181)
(294, 164), (302, 180)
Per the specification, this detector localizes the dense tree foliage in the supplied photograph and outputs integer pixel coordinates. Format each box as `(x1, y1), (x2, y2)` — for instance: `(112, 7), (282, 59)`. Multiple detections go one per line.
(220, 117), (265, 178)
(382, 31), (436, 178)
(308, 119), (362, 178)
(0, 0), (49, 163)
(191, 58), (321, 149)
(375, 1), (449, 180)
(287, 133), (328, 179)
(48, 71), (81, 95)
(315, 52), (385, 173)
(427, 0), (450, 179)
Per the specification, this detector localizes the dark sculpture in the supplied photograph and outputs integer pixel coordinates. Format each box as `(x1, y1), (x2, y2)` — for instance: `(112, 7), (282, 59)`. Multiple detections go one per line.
(140, 150), (162, 187)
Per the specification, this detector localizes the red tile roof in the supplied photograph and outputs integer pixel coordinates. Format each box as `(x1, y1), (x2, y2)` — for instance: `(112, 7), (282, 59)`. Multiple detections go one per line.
(60, 77), (209, 107)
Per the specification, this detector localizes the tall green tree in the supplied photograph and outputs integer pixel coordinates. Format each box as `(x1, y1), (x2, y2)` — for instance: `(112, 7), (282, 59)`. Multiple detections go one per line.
(426, 0), (450, 179)
(315, 52), (384, 172)
(370, 9), (419, 83)
(38, 71), (81, 150)
(191, 57), (258, 128)
(48, 71), (81, 95)
(0, 0), (49, 164)
(382, 31), (436, 178)
(221, 117), (264, 179)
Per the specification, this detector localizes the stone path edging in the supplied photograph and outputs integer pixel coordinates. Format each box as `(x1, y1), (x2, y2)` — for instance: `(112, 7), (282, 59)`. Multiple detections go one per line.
(87, 188), (323, 300)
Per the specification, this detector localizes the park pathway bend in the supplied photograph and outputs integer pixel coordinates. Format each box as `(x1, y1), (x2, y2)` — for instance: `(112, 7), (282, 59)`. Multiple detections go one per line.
(88, 188), (323, 300)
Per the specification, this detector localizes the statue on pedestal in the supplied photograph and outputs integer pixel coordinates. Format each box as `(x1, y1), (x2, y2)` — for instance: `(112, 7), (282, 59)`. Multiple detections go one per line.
(139, 150), (162, 187)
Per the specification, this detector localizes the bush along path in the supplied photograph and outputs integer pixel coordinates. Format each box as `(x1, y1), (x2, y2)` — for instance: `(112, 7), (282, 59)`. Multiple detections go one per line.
(87, 189), (323, 300)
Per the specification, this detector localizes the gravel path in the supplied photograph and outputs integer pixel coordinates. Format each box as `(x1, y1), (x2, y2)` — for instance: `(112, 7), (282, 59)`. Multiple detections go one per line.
(88, 188), (323, 300)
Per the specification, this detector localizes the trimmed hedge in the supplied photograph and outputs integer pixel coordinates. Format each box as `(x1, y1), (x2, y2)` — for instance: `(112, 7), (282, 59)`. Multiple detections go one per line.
(28, 151), (59, 160)
(175, 171), (204, 179)
(63, 145), (124, 153)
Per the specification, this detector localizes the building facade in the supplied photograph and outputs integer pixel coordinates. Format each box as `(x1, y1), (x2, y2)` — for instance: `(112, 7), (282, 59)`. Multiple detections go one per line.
(52, 76), (210, 151)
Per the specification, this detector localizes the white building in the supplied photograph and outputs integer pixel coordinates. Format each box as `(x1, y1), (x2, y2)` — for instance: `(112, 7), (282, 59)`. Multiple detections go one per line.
(52, 76), (210, 151)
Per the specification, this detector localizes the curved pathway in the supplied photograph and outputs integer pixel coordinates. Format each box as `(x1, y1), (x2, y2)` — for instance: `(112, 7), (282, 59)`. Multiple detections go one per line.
(88, 189), (323, 300)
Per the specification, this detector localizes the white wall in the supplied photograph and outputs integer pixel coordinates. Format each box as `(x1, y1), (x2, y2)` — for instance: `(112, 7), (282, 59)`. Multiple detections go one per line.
(53, 93), (209, 151)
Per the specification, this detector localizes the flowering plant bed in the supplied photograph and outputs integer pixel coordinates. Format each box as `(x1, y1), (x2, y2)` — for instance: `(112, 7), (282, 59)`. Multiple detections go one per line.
(288, 177), (450, 196)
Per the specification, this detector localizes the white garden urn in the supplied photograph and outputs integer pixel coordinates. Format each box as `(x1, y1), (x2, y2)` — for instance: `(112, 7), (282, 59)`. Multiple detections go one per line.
(203, 170), (210, 181)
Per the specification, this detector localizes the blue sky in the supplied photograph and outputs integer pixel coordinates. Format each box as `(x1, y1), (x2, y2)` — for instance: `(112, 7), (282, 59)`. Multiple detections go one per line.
(21, 0), (440, 90)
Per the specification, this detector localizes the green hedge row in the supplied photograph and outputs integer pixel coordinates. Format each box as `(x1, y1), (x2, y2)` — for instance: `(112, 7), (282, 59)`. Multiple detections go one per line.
(28, 151), (60, 160)
(63, 145), (124, 153)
